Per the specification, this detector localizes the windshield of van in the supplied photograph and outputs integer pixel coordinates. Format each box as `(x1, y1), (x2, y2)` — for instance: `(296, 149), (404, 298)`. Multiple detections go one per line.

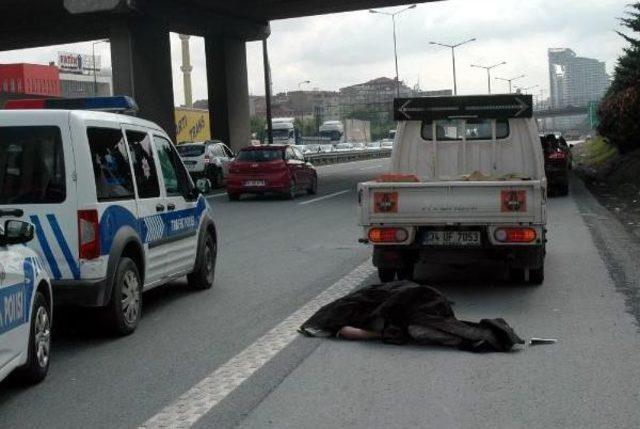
(272, 129), (292, 140)
(237, 148), (284, 162)
(320, 130), (342, 141)
(0, 126), (66, 204)
(176, 144), (205, 157)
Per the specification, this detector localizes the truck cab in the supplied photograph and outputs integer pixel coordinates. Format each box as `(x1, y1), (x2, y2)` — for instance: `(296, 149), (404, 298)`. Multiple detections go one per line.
(267, 117), (301, 146)
(358, 94), (547, 284)
(319, 121), (345, 144)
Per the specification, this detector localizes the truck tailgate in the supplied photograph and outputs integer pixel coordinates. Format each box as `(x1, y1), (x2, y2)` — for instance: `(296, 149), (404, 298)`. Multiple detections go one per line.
(358, 180), (545, 225)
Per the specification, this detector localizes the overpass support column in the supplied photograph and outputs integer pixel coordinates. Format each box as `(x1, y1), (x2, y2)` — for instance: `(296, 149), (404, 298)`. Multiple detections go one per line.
(110, 18), (177, 141)
(205, 35), (251, 153)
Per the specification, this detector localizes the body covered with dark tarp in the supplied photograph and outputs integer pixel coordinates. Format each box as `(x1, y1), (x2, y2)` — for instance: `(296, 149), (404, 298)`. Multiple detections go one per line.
(300, 281), (524, 352)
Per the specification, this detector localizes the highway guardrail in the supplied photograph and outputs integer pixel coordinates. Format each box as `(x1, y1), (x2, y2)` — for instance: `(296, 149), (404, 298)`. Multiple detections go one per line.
(305, 149), (392, 166)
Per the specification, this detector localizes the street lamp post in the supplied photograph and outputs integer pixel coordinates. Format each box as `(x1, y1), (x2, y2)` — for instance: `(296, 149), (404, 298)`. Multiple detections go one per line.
(369, 5), (417, 98)
(429, 38), (476, 95)
(470, 61), (506, 94)
(514, 84), (539, 94)
(92, 39), (110, 96)
(495, 74), (526, 93)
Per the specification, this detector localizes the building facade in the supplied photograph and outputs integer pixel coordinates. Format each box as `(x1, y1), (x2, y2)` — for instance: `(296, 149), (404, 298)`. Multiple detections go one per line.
(548, 48), (610, 108)
(59, 72), (112, 98)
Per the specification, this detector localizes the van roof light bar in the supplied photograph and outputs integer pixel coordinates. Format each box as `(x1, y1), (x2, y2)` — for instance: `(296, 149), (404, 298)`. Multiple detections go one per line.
(393, 94), (533, 121)
(4, 96), (139, 115)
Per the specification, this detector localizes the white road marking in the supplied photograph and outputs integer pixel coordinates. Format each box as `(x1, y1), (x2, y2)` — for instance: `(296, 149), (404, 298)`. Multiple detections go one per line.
(360, 165), (384, 171)
(298, 189), (351, 206)
(140, 261), (375, 429)
(208, 192), (228, 198)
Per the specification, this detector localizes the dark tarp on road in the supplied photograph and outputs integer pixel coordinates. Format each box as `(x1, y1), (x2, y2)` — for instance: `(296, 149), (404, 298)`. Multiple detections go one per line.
(300, 281), (524, 352)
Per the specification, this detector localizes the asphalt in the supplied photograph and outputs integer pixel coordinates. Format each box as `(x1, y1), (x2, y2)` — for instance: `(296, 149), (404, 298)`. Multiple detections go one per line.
(2, 161), (640, 429)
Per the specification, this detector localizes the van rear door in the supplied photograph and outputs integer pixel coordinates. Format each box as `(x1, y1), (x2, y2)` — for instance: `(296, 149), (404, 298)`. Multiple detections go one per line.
(0, 112), (79, 281)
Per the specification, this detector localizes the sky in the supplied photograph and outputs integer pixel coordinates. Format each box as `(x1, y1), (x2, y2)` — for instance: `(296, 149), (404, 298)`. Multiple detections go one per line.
(0, 0), (628, 105)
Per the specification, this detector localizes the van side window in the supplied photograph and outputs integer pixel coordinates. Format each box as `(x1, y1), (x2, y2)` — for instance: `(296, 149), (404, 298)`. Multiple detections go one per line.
(125, 130), (160, 199)
(87, 127), (135, 201)
(0, 126), (65, 204)
(154, 136), (193, 197)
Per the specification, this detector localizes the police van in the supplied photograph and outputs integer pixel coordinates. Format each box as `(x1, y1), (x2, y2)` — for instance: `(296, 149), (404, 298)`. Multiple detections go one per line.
(0, 215), (52, 384)
(0, 97), (218, 335)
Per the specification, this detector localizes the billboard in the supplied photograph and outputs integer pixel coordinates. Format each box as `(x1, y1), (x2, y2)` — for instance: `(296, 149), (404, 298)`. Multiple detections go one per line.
(175, 107), (211, 143)
(58, 52), (101, 74)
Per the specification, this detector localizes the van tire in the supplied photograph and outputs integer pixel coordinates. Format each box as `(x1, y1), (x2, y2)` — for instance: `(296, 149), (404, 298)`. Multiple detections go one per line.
(103, 257), (142, 336)
(528, 266), (544, 285)
(188, 234), (217, 290)
(15, 291), (51, 385)
(378, 268), (396, 283)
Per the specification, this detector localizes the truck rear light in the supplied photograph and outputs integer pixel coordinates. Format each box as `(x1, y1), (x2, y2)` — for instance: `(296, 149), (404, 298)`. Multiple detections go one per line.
(78, 210), (100, 260)
(368, 227), (409, 243)
(494, 227), (537, 243)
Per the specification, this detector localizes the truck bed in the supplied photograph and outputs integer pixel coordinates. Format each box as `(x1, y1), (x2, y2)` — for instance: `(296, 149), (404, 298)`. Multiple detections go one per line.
(358, 180), (545, 226)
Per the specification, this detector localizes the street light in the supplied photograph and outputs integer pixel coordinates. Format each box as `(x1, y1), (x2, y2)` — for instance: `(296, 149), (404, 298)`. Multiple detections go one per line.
(429, 38), (476, 95)
(495, 74), (526, 93)
(92, 39), (110, 96)
(369, 4), (417, 98)
(470, 61), (506, 94)
(298, 80), (311, 90)
(514, 84), (539, 94)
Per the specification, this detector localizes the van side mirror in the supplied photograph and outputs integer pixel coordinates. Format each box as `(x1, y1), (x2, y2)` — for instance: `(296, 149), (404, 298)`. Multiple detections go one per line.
(0, 220), (35, 245)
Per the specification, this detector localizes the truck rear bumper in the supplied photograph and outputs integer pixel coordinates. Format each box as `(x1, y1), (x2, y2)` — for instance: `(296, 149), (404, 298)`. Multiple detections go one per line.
(373, 245), (545, 270)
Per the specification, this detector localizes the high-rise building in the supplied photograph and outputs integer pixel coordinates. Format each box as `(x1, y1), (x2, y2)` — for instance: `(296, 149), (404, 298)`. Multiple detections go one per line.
(548, 48), (610, 108)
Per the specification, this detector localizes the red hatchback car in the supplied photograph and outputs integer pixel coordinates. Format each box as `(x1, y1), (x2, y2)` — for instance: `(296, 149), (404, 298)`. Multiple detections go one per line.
(226, 145), (318, 200)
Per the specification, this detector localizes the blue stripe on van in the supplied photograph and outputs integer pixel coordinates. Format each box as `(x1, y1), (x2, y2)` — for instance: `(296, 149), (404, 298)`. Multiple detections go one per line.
(30, 215), (62, 280)
(47, 214), (81, 280)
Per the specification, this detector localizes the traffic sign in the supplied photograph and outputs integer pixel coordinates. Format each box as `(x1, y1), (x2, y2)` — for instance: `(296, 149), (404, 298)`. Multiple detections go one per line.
(394, 94), (533, 121)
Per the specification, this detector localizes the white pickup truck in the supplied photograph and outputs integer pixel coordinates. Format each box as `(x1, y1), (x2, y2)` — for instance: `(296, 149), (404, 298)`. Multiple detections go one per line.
(358, 95), (547, 284)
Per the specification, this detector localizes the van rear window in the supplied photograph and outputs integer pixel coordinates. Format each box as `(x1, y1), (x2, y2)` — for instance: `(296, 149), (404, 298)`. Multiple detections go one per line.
(87, 127), (135, 201)
(176, 144), (205, 157)
(0, 126), (66, 204)
(421, 119), (510, 141)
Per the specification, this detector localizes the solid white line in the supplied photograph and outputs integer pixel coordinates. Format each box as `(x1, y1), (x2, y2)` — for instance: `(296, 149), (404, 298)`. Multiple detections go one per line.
(140, 261), (375, 429)
(360, 165), (383, 171)
(208, 192), (228, 198)
(298, 190), (351, 206)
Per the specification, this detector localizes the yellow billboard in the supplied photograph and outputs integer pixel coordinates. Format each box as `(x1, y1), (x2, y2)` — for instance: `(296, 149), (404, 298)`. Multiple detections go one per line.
(175, 107), (211, 143)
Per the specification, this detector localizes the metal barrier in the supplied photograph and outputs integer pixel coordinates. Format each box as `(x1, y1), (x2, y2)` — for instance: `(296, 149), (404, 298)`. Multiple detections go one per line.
(305, 149), (392, 166)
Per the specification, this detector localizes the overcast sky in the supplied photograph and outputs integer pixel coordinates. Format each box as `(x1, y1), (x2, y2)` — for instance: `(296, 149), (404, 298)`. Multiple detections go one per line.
(0, 0), (627, 105)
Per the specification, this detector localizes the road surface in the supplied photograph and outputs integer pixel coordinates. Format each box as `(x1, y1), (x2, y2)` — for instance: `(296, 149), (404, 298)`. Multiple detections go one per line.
(0, 158), (639, 429)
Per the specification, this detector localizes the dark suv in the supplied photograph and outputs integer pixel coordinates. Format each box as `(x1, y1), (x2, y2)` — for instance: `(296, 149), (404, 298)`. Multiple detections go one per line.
(541, 134), (570, 196)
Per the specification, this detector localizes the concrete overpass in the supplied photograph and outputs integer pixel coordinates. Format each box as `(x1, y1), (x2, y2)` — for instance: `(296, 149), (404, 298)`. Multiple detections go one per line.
(0, 0), (439, 150)
(534, 105), (589, 119)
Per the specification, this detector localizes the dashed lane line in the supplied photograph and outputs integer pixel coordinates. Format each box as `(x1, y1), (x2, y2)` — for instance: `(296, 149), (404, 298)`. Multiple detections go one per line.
(140, 261), (375, 429)
(298, 189), (351, 206)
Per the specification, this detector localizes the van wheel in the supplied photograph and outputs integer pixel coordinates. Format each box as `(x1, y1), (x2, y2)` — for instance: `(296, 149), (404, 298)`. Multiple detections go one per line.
(397, 264), (414, 281)
(103, 257), (142, 336)
(15, 291), (51, 384)
(188, 234), (217, 290)
(378, 268), (396, 283)
(529, 266), (544, 285)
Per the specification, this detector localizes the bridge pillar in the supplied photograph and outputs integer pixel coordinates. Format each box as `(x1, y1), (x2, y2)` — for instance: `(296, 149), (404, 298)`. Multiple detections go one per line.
(205, 35), (251, 153)
(110, 17), (177, 142)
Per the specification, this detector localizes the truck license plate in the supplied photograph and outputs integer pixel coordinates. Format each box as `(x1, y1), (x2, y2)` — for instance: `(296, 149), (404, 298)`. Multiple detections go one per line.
(424, 231), (481, 246)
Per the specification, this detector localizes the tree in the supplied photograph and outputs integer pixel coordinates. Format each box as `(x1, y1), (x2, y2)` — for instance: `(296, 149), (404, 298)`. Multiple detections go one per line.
(598, 2), (640, 152)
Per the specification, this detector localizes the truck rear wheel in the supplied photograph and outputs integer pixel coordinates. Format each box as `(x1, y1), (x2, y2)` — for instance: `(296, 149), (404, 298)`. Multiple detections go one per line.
(378, 268), (396, 283)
